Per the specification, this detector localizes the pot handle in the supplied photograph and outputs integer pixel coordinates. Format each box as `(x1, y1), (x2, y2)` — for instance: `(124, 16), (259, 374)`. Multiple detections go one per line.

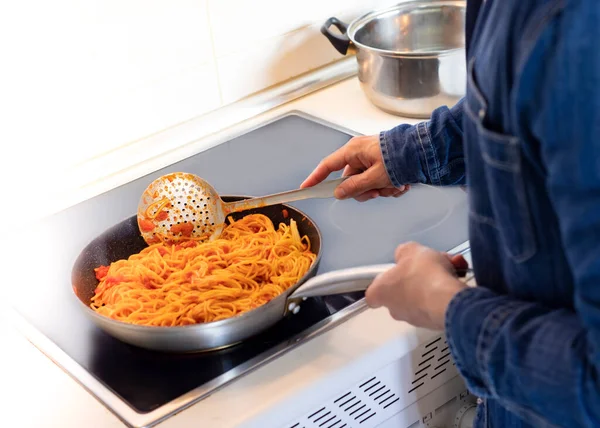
(321, 17), (352, 55)
(289, 264), (395, 300)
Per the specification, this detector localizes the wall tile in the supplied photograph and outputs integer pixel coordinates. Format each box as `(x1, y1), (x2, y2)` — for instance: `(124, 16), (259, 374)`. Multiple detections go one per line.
(75, 0), (214, 97)
(213, 0), (411, 104)
(208, 0), (407, 58)
(65, 63), (222, 164)
(4, 0), (220, 168)
(216, 21), (343, 104)
(208, 0), (318, 58)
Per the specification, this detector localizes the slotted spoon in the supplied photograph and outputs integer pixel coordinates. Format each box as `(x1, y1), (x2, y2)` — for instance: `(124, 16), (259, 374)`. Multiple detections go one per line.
(137, 171), (346, 244)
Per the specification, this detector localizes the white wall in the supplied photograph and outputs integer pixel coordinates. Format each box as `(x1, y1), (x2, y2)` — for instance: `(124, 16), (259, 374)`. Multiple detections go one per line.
(2, 0), (404, 169)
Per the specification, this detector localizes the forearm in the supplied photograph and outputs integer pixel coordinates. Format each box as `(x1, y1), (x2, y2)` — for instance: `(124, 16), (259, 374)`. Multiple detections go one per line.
(380, 99), (466, 186)
(446, 287), (600, 427)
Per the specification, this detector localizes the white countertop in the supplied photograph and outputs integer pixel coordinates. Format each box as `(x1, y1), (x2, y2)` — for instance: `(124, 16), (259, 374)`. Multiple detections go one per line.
(0, 76), (432, 428)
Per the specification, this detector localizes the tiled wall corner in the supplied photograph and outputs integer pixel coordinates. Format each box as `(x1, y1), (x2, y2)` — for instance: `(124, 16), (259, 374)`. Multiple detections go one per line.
(215, 22), (342, 104)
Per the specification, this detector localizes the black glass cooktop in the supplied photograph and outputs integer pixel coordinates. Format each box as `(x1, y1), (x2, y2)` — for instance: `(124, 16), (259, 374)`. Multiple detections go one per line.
(82, 293), (363, 413)
(9, 112), (468, 424)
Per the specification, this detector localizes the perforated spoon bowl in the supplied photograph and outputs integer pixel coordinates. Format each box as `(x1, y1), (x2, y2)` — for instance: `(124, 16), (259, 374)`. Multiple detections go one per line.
(137, 172), (346, 244)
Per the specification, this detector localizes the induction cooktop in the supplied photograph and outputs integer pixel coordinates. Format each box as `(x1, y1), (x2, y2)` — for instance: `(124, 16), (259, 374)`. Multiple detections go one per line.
(7, 111), (469, 427)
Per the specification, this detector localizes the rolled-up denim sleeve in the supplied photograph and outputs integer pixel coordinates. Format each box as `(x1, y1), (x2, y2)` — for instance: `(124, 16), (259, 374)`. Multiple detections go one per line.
(379, 98), (466, 187)
(445, 3), (600, 427)
(444, 287), (594, 427)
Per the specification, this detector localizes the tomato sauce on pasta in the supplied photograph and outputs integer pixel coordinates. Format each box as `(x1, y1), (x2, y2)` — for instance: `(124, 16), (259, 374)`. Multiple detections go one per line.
(91, 214), (316, 326)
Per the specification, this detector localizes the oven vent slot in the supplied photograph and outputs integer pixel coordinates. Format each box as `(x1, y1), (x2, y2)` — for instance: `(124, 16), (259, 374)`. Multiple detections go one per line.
(335, 389), (376, 424)
(284, 334), (461, 428)
(408, 336), (456, 394)
(357, 376), (398, 410)
(305, 406), (343, 428)
(286, 405), (346, 428)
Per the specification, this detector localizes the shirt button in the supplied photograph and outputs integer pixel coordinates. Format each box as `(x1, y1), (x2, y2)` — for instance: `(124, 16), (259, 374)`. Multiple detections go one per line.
(478, 109), (485, 119)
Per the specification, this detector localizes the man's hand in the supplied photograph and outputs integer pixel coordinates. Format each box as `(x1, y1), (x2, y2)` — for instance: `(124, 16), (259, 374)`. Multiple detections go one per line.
(300, 134), (410, 202)
(365, 242), (468, 330)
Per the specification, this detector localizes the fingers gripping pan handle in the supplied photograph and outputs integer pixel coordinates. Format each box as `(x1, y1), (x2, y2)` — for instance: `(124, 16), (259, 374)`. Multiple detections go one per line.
(289, 264), (396, 300)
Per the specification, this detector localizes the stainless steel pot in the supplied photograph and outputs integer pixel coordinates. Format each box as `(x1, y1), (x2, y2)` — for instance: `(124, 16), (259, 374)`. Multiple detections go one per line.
(321, 0), (466, 118)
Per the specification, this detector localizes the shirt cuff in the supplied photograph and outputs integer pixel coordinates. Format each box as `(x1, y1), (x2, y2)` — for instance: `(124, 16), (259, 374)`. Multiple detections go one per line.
(379, 123), (428, 187)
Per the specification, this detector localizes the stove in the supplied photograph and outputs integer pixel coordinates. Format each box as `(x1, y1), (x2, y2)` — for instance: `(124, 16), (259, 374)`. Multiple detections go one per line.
(7, 111), (469, 427)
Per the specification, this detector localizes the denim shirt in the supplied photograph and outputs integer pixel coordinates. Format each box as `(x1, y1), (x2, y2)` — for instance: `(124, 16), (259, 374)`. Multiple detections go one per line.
(380, 0), (600, 426)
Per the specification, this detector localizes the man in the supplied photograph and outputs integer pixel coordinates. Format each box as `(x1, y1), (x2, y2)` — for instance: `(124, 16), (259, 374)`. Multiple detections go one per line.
(301, 0), (599, 426)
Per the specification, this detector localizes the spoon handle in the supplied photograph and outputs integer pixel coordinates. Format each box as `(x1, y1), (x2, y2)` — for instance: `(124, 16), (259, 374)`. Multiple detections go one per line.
(224, 177), (347, 214)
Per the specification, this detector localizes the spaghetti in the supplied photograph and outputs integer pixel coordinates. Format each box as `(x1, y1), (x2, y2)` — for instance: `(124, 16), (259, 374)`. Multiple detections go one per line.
(91, 214), (316, 326)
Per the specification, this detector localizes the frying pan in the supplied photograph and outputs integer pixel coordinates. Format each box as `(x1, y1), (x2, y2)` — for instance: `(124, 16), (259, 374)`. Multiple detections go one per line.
(71, 192), (471, 353)
(72, 196), (370, 353)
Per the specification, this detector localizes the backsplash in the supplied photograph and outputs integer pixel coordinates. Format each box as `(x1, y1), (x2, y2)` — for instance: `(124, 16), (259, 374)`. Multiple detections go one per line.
(209, 0), (398, 104)
(5, 0), (408, 170)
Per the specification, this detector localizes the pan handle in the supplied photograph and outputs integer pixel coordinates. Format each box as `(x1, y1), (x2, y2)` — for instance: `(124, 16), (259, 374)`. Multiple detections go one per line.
(289, 264), (395, 300)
